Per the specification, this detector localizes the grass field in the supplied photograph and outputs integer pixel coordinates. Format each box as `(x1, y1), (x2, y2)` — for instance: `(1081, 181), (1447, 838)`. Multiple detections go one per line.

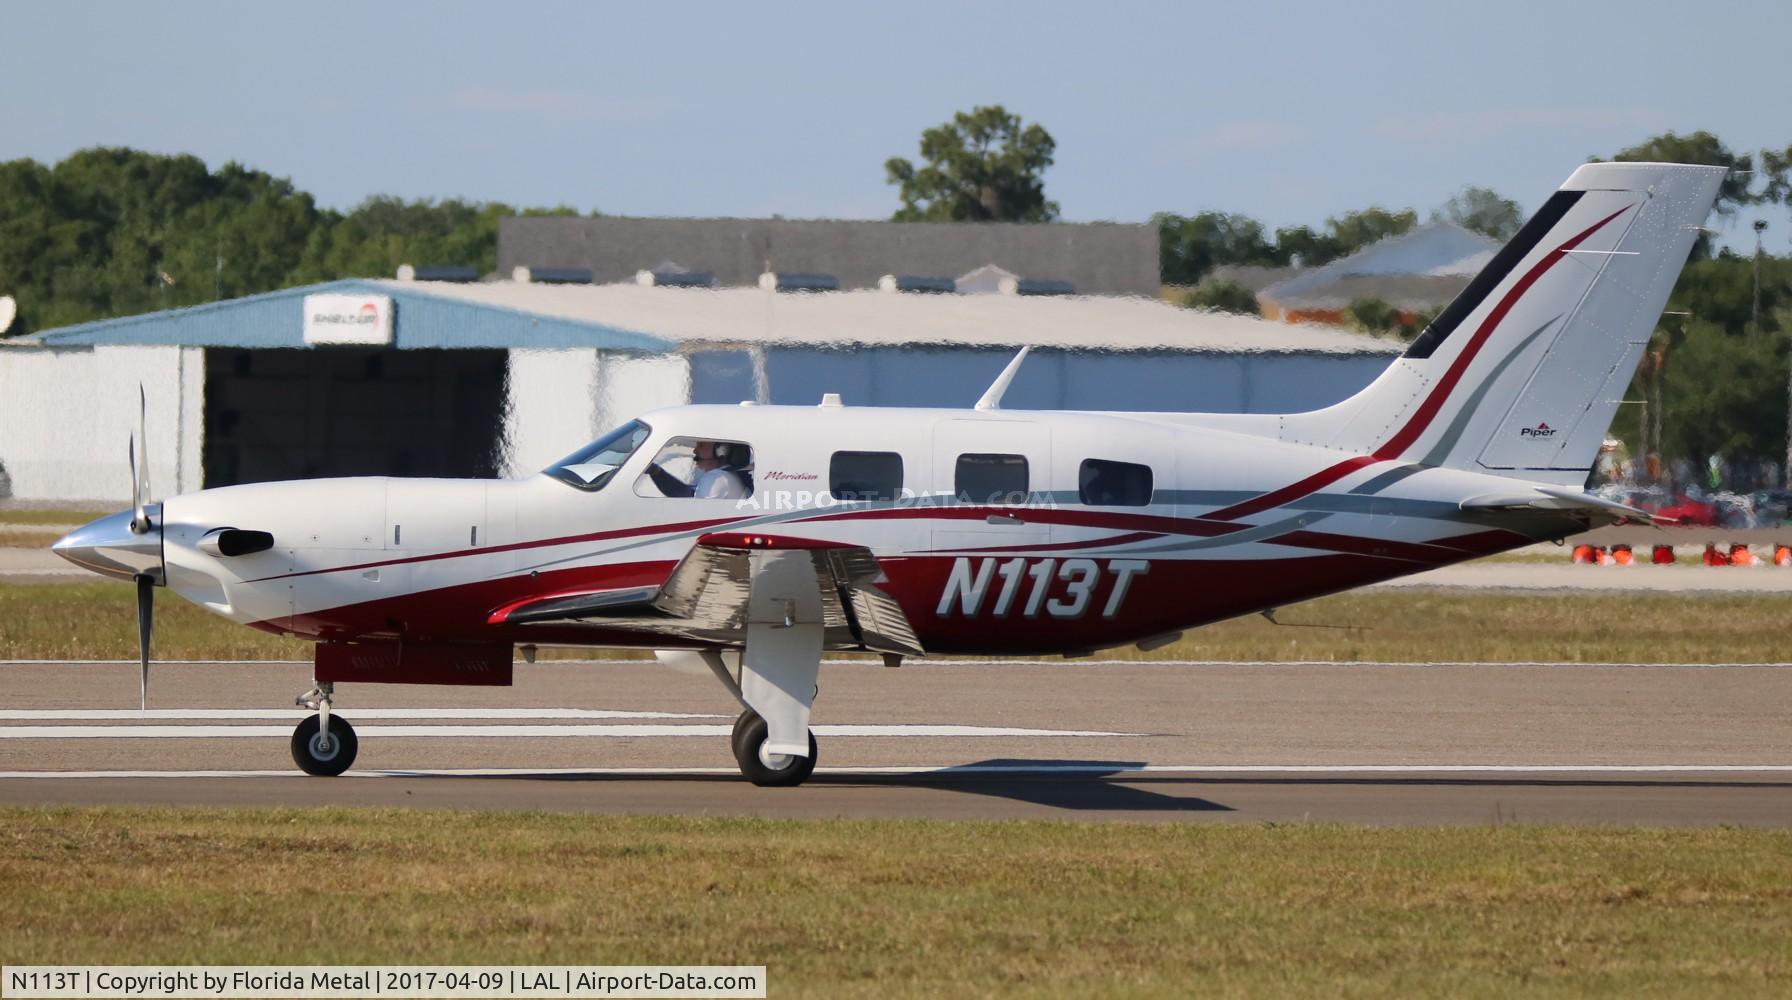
(0, 807), (1786, 998)
(1, 582), (1785, 664)
(0, 530), (64, 549)
(0, 508), (101, 526)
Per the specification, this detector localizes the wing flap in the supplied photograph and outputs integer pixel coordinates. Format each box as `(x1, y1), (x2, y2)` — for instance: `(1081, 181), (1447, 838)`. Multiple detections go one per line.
(490, 533), (924, 655)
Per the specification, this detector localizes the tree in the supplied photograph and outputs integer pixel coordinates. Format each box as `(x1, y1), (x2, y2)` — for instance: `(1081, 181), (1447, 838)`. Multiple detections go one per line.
(0, 147), (587, 336)
(1433, 186), (1522, 240)
(1270, 207), (1416, 268)
(885, 106), (1058, 222)
(1603, 131), (1757, 216)
(1325, 207), (1418, 256)
(1646, 317), (1791, 463)
(1154, 211), (1279, 285)
(1180, 279), (1260, 315)
(1269, 224), (1340, 269)
(1763, 143), (1792, 206)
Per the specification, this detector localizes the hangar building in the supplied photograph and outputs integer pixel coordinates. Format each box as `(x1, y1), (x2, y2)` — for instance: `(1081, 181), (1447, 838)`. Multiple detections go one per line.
(0, 277), (1400, 503)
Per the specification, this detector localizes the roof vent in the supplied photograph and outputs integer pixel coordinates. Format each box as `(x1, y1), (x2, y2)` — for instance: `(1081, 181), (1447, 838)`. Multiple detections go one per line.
(818, 393), (843, 407)
(878, 275), (956, 294)
(513, 266), (593, 285)
(397, 265), (480, 283)
(759, 272), (839, 293)
(636, 268), (716, 288)
(1008, 278), (1075, 297)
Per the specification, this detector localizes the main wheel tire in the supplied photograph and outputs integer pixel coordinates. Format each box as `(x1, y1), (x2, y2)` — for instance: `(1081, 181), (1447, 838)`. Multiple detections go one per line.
(291, 715), (358, 777)
(731, 713), (817, 787)
(730, 709), (759, 762)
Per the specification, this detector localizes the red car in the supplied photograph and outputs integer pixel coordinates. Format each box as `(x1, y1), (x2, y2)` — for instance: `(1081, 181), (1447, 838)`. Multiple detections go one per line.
(1652, 494), (1721, 526)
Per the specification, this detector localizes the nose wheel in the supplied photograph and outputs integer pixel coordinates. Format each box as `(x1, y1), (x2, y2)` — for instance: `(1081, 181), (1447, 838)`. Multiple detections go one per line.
(730, 710), (818, 787)
(291, 714), (358, 776)
(292, 681), (357, 776)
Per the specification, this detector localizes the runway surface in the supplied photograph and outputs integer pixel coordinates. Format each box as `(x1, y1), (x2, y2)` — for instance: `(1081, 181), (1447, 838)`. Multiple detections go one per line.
(2, 658), (1790, 825)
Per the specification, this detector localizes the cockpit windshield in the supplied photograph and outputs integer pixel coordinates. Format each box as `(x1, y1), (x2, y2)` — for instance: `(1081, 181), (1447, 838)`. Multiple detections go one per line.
(543, 420), (652, 492)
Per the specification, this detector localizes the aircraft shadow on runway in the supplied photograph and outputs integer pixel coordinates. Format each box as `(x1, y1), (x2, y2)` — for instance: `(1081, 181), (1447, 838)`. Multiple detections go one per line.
(440, 759), (1234, 813)
(831, 759), (1235, 813)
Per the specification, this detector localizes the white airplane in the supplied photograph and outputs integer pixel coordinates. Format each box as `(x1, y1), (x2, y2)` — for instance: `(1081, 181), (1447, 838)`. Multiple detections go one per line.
(54, 162), (1723, 786)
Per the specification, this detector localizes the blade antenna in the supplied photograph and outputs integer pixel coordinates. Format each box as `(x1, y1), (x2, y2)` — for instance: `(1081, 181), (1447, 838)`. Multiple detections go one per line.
(974, 347), (1030, 411)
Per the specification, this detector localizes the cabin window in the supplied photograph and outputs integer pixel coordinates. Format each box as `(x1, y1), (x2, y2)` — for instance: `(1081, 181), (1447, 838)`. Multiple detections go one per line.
(634, 437), (754, 499)
(1079, 458), (1153, 507)
(829, 451), (904, 502)
(955, 453), (1030, 505)
(544, 420), (651, 492)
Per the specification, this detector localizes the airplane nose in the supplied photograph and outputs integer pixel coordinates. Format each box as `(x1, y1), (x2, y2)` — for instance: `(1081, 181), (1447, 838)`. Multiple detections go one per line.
(51, 506), (165, 584)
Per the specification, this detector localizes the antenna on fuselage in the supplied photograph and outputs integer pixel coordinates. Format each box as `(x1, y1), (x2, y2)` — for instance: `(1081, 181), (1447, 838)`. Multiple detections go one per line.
(973, 346), (1030, 411)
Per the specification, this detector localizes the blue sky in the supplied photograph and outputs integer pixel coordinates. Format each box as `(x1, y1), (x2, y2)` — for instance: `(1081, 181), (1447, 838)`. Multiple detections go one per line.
(6, 2), (1788, 250)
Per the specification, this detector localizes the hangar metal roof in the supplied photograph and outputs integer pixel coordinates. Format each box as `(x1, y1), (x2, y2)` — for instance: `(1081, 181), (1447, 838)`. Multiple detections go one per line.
(375, 280), (1401, 355)
(10, 278), (1402, 356)
(12, 279), (677, 352)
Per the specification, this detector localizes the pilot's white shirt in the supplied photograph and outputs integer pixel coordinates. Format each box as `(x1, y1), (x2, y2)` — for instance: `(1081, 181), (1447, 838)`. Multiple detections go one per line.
(694, 468), (747, 499)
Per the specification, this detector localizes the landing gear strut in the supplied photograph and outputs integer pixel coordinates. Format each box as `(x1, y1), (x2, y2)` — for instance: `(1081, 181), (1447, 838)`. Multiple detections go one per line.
(292, 681), (358, 776)
(731, 710), (818, 787)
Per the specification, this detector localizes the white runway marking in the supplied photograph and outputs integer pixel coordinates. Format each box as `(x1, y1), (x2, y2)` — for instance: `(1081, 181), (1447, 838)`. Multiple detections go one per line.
(3, 658), (1788, 669)
(0, 764), (1787, 779)
(0, 708), (724, 721)
(0, 723), (1140, 740)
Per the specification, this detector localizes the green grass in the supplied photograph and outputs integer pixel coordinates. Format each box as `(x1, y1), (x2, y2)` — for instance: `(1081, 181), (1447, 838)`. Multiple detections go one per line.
(0, 808), (1787, 997)
(0, 508), (105, 526)
(0, 530), (62, 549)
(0, 582), (311, 660)
(1098, 591), (1792, 664)
(2, 583), (1788, 664)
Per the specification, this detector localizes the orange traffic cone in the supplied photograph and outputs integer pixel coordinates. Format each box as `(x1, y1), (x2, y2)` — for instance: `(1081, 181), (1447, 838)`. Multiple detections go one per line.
(1572, 544), (1596, 564)
(1730, 544), (1759, 567)
(1612, 544), (1634, 565)
(1775, 544), (1792, 567)
(1703, 543), (1726, 566)
(1652, 544), (1676, 564)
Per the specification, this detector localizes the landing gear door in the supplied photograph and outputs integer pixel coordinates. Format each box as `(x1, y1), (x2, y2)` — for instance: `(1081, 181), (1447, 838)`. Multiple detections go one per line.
(929, 418), (1051, 553)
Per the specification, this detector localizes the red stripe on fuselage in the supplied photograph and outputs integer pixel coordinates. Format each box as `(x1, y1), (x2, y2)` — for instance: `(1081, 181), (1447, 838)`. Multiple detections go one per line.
(1200, 455), (1381, 522)
(917, 530), (1166, 555)
(799, 504), (1247, 538)
(247, 515), (748, 583)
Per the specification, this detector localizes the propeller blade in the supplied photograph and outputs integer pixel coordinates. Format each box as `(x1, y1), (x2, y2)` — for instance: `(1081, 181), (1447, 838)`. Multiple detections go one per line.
(128, 437), (143, 533)
(135, 574), (154, 710)
(131, 386), (150, 534)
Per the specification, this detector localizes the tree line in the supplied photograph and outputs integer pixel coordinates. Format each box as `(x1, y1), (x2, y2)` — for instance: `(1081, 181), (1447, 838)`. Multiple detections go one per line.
(0, 147), (583, 335)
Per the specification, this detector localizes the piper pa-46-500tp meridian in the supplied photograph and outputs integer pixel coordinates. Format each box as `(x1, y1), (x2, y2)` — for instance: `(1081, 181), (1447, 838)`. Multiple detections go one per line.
(55, 162), (1724, 785)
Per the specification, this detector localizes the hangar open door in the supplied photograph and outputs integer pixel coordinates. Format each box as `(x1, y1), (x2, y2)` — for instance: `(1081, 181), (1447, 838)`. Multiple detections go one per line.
(202, 347), (507, 486)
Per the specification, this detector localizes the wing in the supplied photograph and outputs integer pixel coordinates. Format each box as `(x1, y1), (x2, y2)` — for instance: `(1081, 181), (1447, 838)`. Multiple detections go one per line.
(487, 531), (924, 656)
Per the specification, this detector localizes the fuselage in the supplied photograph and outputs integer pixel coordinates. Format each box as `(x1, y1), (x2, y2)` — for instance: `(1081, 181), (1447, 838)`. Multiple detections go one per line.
(143, 403), (1577, 656)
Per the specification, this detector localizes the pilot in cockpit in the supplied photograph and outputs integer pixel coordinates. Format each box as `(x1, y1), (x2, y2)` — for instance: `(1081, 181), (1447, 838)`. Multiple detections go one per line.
(645, 440), (750, 499)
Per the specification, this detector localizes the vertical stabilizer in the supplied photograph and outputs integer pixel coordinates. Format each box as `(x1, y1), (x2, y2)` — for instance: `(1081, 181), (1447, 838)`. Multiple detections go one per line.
(1282, 162), (1724, 485)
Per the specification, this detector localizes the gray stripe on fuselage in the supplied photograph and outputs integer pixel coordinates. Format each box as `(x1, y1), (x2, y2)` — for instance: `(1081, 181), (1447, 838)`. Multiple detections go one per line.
(1348, 464), (1425, 496)
(1419, 315), (1561, 467)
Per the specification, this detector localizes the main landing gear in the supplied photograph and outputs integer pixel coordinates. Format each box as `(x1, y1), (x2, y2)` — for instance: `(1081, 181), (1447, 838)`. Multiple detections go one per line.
(731, 709), (818, 787)
(292, 681), (357, 776)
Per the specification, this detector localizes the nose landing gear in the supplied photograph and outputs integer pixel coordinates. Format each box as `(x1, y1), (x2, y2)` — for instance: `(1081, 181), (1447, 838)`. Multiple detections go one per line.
(292, 681), (358, 776)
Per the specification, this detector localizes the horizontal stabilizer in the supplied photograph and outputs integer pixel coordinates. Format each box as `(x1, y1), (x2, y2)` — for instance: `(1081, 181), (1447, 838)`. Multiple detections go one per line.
(1460, 486), (1654, 525)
